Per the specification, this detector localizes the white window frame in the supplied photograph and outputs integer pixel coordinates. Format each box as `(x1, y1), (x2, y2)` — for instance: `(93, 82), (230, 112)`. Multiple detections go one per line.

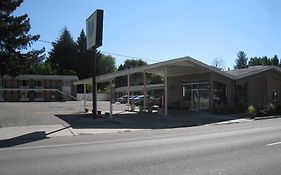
(20, 91), (29, 101)
(272, 90), (279, 101)
(35, 90), (44, 101)
(34, 80), (44, 89)
(19, 79), (29, 89)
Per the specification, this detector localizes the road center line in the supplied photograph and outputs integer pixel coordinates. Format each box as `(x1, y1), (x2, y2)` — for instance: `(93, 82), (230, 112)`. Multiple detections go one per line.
(266, 141), (281, 146)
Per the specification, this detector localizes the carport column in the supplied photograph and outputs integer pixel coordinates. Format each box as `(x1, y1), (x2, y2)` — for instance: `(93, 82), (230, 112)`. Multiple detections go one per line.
(127, 74), (130, 111)
(84, 83), (86, 111)
(143, 72), (147, 111)
(109, 80), (113, 117)
(164, 66), (168, 115)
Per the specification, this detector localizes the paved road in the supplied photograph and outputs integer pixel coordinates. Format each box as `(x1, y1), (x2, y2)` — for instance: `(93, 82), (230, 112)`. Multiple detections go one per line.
(0, 118), (281, 175)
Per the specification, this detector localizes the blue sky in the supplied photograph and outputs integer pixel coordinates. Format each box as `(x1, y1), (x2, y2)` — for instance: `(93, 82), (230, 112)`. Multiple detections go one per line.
(15, 0), (281, 69)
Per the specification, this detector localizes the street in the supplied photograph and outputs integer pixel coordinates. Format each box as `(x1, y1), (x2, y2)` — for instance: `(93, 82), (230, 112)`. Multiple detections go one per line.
(0, 118), (281, 175)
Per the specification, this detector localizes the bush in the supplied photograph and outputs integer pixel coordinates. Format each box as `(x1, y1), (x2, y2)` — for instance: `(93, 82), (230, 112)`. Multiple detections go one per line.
(265, 103), (275, 116)
(275, 105), (281, 115)
(247, 105), (256, 119)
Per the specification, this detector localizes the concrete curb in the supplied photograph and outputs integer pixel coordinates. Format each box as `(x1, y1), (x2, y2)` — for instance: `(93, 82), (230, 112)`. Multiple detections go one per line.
(254, 115), (281, 120)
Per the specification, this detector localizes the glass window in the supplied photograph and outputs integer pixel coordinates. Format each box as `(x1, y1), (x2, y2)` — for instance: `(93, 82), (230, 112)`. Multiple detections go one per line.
(35, 91), (44, 99)
(272, 90), (279, 101)
(35, 80), (43, 87)
(20, 91), (29, 99)
(20, 80), (29, 87)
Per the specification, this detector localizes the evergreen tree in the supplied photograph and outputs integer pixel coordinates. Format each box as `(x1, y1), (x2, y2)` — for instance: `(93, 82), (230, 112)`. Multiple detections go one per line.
(234, 51), (248, 69)
(271, 55), (279, 66)
(0, 0), (44, 77)
(48, 27), (77, 74)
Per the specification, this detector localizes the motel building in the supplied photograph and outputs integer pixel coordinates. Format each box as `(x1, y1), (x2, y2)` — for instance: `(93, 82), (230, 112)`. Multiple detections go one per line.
(74, 57), (281, 115)
(0, 74), (78, 102)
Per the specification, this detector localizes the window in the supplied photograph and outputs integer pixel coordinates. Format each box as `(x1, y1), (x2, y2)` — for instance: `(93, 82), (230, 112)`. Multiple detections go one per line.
(35, 80), (43, 87)
(20, 91), (29, 100)
(35, 91), (44, 99)
(0, 91), (3, 101)
(272, 90), (279, 101)
(0, 78), (3, 87)
(20, 80), (29, 87)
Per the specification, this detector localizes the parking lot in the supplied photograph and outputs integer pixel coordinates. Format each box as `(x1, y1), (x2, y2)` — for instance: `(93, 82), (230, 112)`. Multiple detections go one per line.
(0, 101), (127, 127)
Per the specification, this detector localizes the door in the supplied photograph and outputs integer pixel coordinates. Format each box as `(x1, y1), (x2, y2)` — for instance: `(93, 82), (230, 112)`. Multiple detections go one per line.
(62, 80), (71, 100)
(192, 90), (198, 111)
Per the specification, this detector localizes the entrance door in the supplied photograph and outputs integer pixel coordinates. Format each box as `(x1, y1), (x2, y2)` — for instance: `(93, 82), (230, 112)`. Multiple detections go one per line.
(192, 90), (198, 111)
(62, 80), (71, 100)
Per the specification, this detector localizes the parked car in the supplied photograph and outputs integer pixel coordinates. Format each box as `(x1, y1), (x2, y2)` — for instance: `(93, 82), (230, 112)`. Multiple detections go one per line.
(133, 95), (160, 106)
(118, 95), (131, 104)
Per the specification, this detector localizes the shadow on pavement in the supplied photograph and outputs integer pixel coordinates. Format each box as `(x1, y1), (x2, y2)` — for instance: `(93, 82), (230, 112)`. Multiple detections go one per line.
(0, 126), (72, 148)
(56, 111), (243, 130)
(0, 131), (47, 148)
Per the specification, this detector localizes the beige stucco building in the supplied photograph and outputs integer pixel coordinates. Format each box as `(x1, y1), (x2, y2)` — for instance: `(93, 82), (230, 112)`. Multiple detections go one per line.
(74, 57), (281, 114)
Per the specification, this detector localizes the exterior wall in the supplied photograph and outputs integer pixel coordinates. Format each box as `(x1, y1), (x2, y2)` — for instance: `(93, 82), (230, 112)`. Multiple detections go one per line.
(236, 69), (281, 108)
(167, 72), (233, 111)
(1, 76), (78, 102)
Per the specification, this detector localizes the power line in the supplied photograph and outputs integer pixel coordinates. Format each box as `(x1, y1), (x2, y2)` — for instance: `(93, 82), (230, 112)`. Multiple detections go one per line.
(37, 39), (159, 63)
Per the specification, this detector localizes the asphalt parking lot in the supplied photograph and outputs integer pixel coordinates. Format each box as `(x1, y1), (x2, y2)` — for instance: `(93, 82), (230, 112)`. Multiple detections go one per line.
(0, 101), (245, 140)
(0, 101), (127, 127)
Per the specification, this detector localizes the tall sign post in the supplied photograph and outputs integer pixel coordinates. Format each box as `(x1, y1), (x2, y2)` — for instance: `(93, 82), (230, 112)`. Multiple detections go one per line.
(86, 9), (103, 118)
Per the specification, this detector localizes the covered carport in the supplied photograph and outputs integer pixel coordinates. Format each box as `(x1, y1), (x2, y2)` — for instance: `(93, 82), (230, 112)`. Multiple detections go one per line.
(73, 56), (233, 116)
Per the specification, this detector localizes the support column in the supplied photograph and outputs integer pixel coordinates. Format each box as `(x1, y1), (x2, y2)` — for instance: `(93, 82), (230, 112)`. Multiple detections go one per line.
(127, 74), (130, 111)
(143, 72), (147, 111)
(109, 80), (113, 117)
(92, 47), (97, 118)
(164, 67), (168, 115)
(84, 84), (86, 112)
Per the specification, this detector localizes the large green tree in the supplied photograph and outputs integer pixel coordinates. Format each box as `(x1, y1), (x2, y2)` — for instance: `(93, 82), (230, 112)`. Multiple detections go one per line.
(234, 51), (248, 69)
(0, 0), (44, 77)
(75, 29), (116, 79)
(248, 55), (279, 67)
(48, 27), (77, 74)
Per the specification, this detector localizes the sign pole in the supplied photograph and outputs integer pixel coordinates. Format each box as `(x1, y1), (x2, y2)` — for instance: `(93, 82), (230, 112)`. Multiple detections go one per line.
(92, 46), (97, 118)
(86, 9), (103, 119)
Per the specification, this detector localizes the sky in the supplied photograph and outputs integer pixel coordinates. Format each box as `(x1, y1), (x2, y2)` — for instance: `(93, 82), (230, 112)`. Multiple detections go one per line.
(14, 0), (281, 69)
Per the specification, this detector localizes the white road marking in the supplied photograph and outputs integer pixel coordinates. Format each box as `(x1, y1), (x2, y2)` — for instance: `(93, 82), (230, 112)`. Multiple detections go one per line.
(266, 141), (281, 146)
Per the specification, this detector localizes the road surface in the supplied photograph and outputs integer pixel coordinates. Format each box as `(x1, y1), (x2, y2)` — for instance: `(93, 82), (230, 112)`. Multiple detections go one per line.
(0, 118), (281, 175)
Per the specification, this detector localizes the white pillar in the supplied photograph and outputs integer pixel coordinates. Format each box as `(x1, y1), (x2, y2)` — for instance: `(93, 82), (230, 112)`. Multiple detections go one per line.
(143, 72), (147, 111)
(109, 80), (113, 117)
(127, 74), (130, 111)
(164, 67), (168, 115)
(84, 84), (86, 112)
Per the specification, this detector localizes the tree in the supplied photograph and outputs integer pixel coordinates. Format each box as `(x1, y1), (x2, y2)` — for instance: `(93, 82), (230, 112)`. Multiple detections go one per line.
(75, 30), (116, 79)
(0, 0), (44, 77)
(212, 57), (225, 70)
(248, 55), (279, 67)
(115, 59), (147, 87)
(234, 51), (248, 69)
(48, 27), (77, 74)
(75, 29), (94, 79)
(271, 55), (279, 66)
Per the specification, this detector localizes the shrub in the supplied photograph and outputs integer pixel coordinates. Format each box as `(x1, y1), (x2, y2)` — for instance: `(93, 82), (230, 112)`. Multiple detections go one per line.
(265, 103), (275, 116)
(247, 105), (256, 119)
(275, 105), (281, 115)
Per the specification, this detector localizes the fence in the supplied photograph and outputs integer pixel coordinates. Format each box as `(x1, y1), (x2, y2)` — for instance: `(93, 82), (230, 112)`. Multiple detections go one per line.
(77, 93), (109, 101)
